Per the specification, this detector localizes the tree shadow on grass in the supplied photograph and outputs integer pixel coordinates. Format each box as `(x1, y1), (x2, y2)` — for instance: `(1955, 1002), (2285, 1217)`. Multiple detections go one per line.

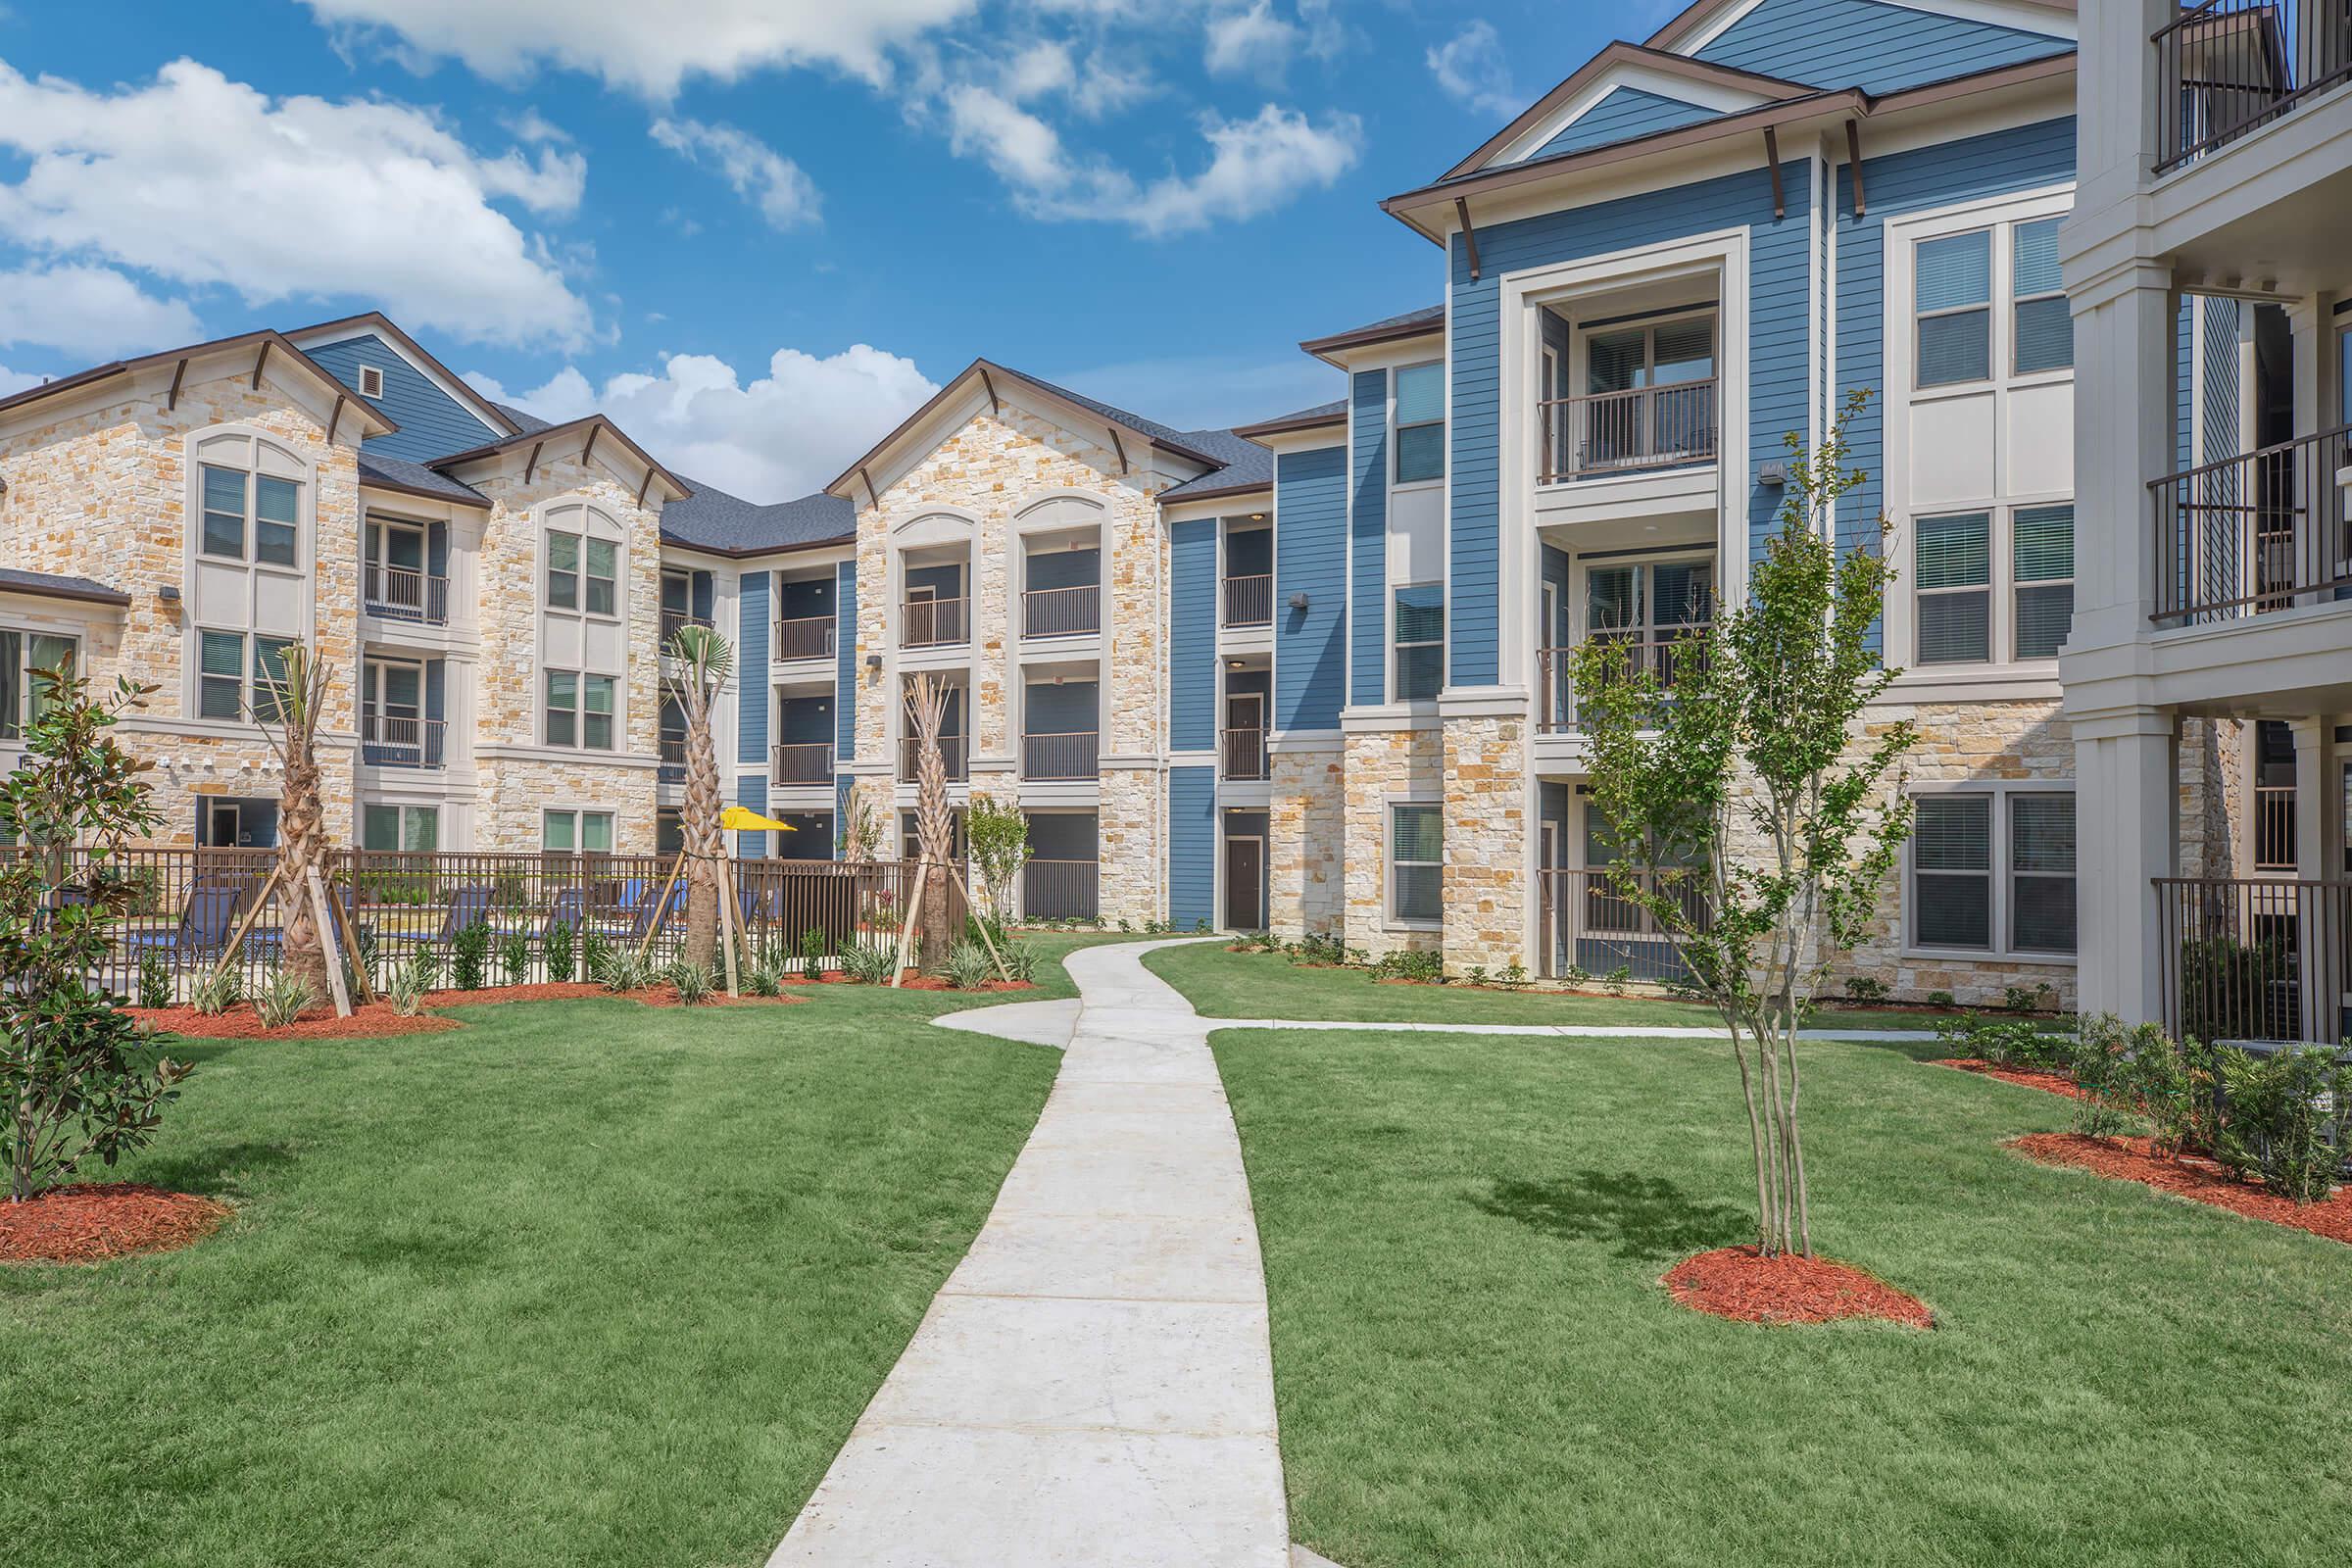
(1472, 1171), (1747, 1261)
(133, 1141), (295, 1200)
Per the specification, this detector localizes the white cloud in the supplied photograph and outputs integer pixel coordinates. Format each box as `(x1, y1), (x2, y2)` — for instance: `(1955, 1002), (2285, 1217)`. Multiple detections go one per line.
(299, 0), (979, 100)
(1205, 3), (1299, 84)
(0, 58), (594, 349)
(505, 107), (573, 144)
(1428, 21), (1519, 119)
(0, 365), (44, 398)
(466, 343), (939, 504)
(650, 118), (821, 230)
(0, 265), (203, 360)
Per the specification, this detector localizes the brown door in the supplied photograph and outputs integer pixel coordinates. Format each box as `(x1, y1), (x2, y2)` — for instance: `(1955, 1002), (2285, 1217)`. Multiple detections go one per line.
(1224, 835), (1264, 932)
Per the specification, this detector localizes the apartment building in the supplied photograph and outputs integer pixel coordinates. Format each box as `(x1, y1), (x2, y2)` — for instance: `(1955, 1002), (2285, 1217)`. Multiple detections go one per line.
(2063, 0), (2352, 1042)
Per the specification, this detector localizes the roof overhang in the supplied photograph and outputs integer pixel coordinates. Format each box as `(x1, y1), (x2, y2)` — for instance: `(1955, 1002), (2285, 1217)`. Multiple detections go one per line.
(0, 570), (133, 609)
(1645, 0), (2075, 54)
(1230, 406), (1348, 441)
(1298, 316), (1444, 368)
(659, 531), (855, 561)
(288, 312), (522, 439)
(431, 415), (692, 506)
(0, 329), (401, 440)
(358, 472), (492, 512)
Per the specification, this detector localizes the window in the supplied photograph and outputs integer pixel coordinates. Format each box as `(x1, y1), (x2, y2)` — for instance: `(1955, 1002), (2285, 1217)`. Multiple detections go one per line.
(198, 464), (299, 565)
(1915, 513), (1991, 664)
(1394, 362), (1445, 483)
(2012, 505), (2075, 660)
(656, 808), (684, 858)
(1390, 803), (1443, 923)
(0, 630), (76, 740)
(362, 804), (439, 852)
(2011, 218), (2072, 374)
(359, 365), (386, 399)
(1393, 583), (1444, 701)
(1585, 313), (1716, 394)
(546, 531), (580, 610)
(585, 536), (617, 615)
(1915, 229), (1991, 387)
(252, 635), (294, 722)
(194, 630), (291, 721)
(546, 527), (615, 613)
(543, 809), (613, 853)
(200, 466), (245, 560)
(1585, 557), (1716, 685)
(1913, 790), (2077, 956)
(544, 669), (618, 751)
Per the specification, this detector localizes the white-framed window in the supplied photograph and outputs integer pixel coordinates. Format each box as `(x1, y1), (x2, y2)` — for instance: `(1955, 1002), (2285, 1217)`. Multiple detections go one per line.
(0, 629), (77, 740)
(194, 629), (294, 722)
(2010, 218), (2073, 375)
(362, 803), (439, 852)
(1393, 362), (1445, 484)
(545, 528), (617, 616)
(1913, 503), (2075, 666)
(1584, 554), (1716, 646)
(359, 365), (386, 400)
(543, 808), (613, 853)
(1389, 802), (1443, 924)
(1910, 787), (2076, 957)
(1392, 582), (1444, 701)
(199, 460), (301, 568)
(1915, 229), (1993, 388)
(544, 669), (616, 751)
(1584, 310), (1716, 395)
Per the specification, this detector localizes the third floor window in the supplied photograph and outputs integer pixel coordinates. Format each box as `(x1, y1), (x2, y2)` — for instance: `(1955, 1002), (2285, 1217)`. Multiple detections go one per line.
(547, 529), (617, 615)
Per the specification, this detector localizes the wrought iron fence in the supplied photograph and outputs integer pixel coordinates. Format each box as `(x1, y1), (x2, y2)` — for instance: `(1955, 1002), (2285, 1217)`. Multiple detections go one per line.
(660, 610), (714, 647)
(2155, 0), (2352, 170)
(1537, 867), (1710, 986)
(1222, 573), (1273, 627)
(2156, 875), (2351, 1043)
(1022, 730), (1098, 779)
(1022, 584), (1101, 638)
(771, 742), (836, 785)
(2151, 423), (2352, 624)
(902, 597), (969, 648)
(1540, 380), (1717, 482)
(774, 614), (837, 662)
(362, 563), (449, 624)
(2254, 784), (2299, 871)
(1023, 858), (1100, 921)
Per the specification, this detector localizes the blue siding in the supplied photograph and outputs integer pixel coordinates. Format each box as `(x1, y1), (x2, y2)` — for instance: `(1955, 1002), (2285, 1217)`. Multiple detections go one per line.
(2175, 299), (2194, 474)
(308, 333), (503, 464)
(1533, 87), (1718, 160)
(834, 562), (858, 760)
(1275, 446), (1348, 731)
(736, 772), (768, 858)
(1696, 0), (2071, 95)
(1170, 518), (1219, 750)
(2199, 297), (2242, 466)
(1348, 369), (1389, 708)
(1834, 118), (2078, 598)
(835, 775), (855, 847)
(1449, 153), (1810, 679)
(737, 571), (769, 765)
(1026, 681), (1098, 734)
(1167, 766), (1215, 929)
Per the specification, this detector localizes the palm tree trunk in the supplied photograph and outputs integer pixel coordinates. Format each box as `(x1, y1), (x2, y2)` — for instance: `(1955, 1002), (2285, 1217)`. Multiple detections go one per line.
(277, 725), (331, 1001)
(682, 708), (722, 972)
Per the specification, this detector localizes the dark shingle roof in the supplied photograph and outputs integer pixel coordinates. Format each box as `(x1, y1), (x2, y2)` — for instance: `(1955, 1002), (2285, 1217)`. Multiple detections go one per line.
(1304, 305), (1445, 348)
(659, 480), (854, 556)
(358, 450), (489, 506)
(0, 566), (132, 607)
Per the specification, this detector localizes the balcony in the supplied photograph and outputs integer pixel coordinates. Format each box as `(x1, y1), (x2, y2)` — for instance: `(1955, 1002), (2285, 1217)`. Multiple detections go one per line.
(1023, 858), (1100, 921)
(2155, 0), (2352, 171)
(2254, 784), (2299, 871)
(902, 597), (969, 649)
(1023, 585), (1100, 639)
(1539, 382), (1718, 485)
(1022, 730), (1099, 780)
(772, 741), (836, 786)
(1535, 634), (1712, 732)
(660, 732), (685, 784)
(1222, 573), (1272, 627)
(1221, 726), (1268, 780)
(1537, 868), (1710, 985)
(363, 563), (448, 625)
(2150, 424), (2352, 625)
(660, 609), (713, 649)
(900, 734), (967, 783)
(774, 614), (836, 662)
(2155, 875), (2351, 1043)
(362, 713), (445, 769)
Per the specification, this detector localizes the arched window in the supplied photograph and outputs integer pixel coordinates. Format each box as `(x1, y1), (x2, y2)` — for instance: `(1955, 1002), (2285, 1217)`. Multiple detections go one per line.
(538, 502), (628, 752)
(184, 428), (310, 723)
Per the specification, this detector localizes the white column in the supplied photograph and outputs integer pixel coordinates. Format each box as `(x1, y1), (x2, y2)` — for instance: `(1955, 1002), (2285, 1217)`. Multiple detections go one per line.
(2073, 709), (2179, 1025)
(2065, 266), (2179, 650)
(2287, 715), (2342, 1042)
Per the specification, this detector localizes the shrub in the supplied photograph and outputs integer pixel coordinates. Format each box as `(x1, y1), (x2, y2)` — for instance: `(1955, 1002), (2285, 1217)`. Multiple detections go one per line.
(1497, 961), (1532, 992)
(2066, 1014), (2135, 1139)
(253, 968), (317, 1031)
(1376, 949), (1443, 984)
(137, 950), (172, 1010)
(580, 927), (611, 983)
(744, 957), (784, 998)
(947, 940), (994, 991)
(840, 940), (897, 985)
(666, 959), (715, 1005)
(800, 926), (828, 984)
(1927, 990), (1956, 1009)
(450, 920), (492, 992)
(2215, 1046), (2350, 1203)
(598, 948), (654, 993)
(1936, 1013), (2070, 1072)
(1843, 975), (1888, 1004)
(544, 920), (578, 984)
(189, 966), (242, 1017)
(2004, 982), (2057, 1015)
(998, 939), (1037, 983)
(1601, 964), (1631, 997)
(407, 946), (444, 993)
(1465, 964), (1490, 987)
(386, 961), (427, 1017)
(2118, 1024), (2229, 1159)
(501, 931), (531, 987)
(1286, 932), (1347, 967)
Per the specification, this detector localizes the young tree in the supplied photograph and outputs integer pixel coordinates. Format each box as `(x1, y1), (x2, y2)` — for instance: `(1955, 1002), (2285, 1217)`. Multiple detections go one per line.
(837, 791), (882, 862)
(1568, 391), (1916, 1258)
(666, 624), (735, 972)
(255, 644), (335, 1002)
(966, 794), (1031, 927)
(2, 663), (191, 1202)
(904, 672), (957, 969)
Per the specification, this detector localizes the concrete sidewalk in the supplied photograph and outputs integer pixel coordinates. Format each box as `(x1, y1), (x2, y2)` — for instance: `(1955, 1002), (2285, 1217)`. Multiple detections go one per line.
(768, 939), (1288, 1568)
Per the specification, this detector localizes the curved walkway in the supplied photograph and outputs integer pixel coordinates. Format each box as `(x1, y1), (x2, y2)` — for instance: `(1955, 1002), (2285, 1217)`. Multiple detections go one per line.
(769, 939), (1289, 1568)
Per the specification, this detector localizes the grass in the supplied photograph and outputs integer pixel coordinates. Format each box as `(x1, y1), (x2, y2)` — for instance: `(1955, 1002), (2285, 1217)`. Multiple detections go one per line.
(1144, 942), (1964, 1030)
(0, 933), (1124, 1568)
(1214, 1025), (2352, 1568)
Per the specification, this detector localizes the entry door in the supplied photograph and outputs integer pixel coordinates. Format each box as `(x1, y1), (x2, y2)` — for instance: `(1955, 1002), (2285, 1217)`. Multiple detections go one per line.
(1225, 836), (1264, 932)
(203, 800), (241, 848)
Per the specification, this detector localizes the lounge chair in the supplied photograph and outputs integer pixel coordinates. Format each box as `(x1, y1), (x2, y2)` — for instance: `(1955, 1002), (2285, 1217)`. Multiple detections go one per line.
(382, 884), (497, 947)
(121, 878), (251, 956)
(540, 886), (587, 939)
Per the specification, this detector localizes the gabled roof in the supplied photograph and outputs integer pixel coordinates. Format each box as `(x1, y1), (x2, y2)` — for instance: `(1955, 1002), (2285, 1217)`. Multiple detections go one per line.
(358, 450), (490, 509)
(1299, 305), (1445, 364)
(1644, 0), (2074, 56)
(0, 328), (401, 438)
(0, 566), (132, 608)
(1158, 424), (1285, 501)
(287, 312), (523, 440)
(1229, 400), (1348, 440)
(660, 483), (855, 557)
(429, 413), (694, 504)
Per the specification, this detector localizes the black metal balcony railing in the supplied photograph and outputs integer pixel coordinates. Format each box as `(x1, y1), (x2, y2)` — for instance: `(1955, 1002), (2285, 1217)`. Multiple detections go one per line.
(1023, 584), (1101, 638)
(1537, 868), (1711, 985)
(1023, 858), (1100, 921)
(1540, 380), (1718, 483)
(899, 734), (967, 783)
(2155, 0), (2352, 171)
(902, 597), (969, 648)
(771, 741), (836, 786)
(363, 563), (449, 625)
(1221, 726), (1268, 780)
(2254, 784), (2299, 871)
(2151, 423), (2352, 625)
(1023, 730), (1099, 780)
(1222, 573), (1272, 627)
(774, 614), (837, 662)
(660, 610), (714, 649)
(1535, 634), (1712, 733)
(363, 712), (446, 768)
(2156, 875), (2351, 1044)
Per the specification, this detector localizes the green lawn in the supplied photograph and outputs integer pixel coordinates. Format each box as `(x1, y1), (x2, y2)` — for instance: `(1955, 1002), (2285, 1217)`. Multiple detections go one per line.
(1214, 1026), (2352, 1568)
(0, 936), (1122, 1568)
(1146, 942), (1961, 1030)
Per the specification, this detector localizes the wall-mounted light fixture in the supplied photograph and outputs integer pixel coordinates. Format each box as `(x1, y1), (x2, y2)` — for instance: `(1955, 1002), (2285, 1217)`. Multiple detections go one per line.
(1757, 462), (1787, 487)
(1249, 513), (1265, 521)
(864, 653), (882, 669)
(1288, 591), (1309, 612)
(158, 584), (182, 605)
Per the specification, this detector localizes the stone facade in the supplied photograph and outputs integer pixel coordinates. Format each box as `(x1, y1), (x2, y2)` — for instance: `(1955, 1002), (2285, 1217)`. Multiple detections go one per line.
(1337, 725), (1444, 957)
(1440, 713), (1529, 976)
(1266, 741), (1344, 939)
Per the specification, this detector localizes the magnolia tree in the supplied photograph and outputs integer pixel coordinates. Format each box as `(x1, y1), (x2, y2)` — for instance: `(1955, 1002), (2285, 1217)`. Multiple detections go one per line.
(667, 624), (735, 971)
(1568, 392), (1916, 1258)
(2, 665), (191, 1202)
(966, 796), (1030, 928)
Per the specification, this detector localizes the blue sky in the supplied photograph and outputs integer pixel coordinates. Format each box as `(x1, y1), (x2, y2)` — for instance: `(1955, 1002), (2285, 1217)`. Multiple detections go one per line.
(0, 1), (1647, 502)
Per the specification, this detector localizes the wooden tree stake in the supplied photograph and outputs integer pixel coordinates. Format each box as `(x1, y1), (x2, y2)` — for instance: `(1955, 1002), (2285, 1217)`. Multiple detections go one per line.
(308, 865), (353, 1018)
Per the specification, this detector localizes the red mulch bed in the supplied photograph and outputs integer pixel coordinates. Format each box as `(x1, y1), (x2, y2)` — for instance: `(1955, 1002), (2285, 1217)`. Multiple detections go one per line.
(2009, 1133), (2352, 1245)
(1663, 1245), (1936, 1328)
(1932, 1058), (2084, 1100)
(422, 982), (804, 1009)
(894, 973), (1036, 992)
(1, 1183), (232, 1264)
(130, 1003), (463, 1040)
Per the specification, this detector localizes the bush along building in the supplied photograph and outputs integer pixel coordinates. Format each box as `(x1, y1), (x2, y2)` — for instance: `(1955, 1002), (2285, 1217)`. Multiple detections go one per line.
(3, 1), (2342, 1029)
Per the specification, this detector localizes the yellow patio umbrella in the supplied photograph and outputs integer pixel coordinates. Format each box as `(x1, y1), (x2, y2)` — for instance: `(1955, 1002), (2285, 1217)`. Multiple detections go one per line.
(719, 806), (796, 833)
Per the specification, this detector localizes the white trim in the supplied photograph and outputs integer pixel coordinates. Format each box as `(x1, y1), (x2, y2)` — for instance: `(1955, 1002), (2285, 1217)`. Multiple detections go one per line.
(1661, 0), (2073, 56)
(1904, 779), (2080, 964)
(1385, 795), (1446, 930)
(290, 320), (512, 441)
(1493, 62), (1784, 170)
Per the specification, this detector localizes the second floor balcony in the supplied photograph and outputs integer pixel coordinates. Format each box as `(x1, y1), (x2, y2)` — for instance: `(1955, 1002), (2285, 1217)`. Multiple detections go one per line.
(902, 596), (969, 649)
(660, 608), (713, 647)
(771, 741), (836, 786)
(363, 563), (449, 625)
(1536, 632), (1713, 733)
(1221, 573), (1272, 627)
(362, 711), (446, 769)
(899, 733), (967, 783)
(1539, 380), (1719, 485)
(1022, 729), (1099, 780)
(1221, 725), (1268, 780)
(773, 612), (837, 662)
(1023, 584), (1100, 638)
(2150, 423), (2352, 626)
(2154, 0), (2352, 171)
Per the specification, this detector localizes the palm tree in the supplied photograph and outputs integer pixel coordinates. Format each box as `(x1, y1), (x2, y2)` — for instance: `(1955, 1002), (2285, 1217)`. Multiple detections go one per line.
(903, 673), (957, 970)
(254, 644), (334, 1002)
(667, 624), (734, 972)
